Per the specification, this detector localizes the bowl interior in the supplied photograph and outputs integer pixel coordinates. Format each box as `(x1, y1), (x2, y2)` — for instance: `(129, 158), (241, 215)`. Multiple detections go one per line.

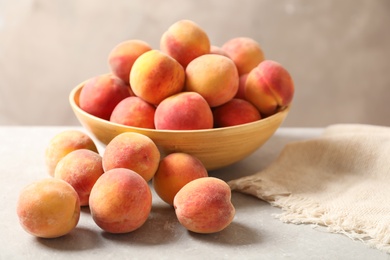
(69, 82), (290, 170)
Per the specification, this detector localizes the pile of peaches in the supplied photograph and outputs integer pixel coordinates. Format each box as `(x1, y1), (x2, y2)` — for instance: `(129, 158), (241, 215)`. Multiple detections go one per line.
(17, 129), (235, 237)
(79, 19), (294, 130)
(16, 19), (294, 239)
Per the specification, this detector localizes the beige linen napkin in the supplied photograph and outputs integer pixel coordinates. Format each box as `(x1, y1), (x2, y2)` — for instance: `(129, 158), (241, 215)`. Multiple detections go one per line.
(228, 124), (390, 253)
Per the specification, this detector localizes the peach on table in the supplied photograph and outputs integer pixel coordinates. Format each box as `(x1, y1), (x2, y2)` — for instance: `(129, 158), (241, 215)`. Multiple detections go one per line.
(173, 177), (235, 234)
(102, 132), (160, 182)
(54, 149), (104, 206)
(89, 168), (152, 234)
(153, 153), (209, 205)
(16, 178), (80, 238)
(45, 130), (98, 176)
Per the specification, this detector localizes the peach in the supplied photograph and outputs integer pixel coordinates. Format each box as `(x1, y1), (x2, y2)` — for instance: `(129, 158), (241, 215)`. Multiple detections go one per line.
(173, 177), (235, 234)
(79, 74), (132, 120)
(245, 60), (294, 116)
(213, 98), (262, 127)
(108, 39), (152, 83)
(110, 96), (156, 129)
(153, 153), (208, 205)
(160, 19), (210, 68)
(154, 92), (213, 130)
(54, 149), (104, 206)
(185, 54), (239, 107)
(89, 168), (152, 233)
(210, 45), (229, 57)
(129, 50), (185, 105)
(45, 130), (98, 176)
(16, 178), (80, 238)
(102, 132), (160, 182)
(235, 73), (248, 99)
(221, 37), (265, 75)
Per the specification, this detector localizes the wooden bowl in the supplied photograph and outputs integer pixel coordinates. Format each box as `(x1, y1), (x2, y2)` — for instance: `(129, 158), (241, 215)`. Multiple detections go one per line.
(69, 81), (290, 171)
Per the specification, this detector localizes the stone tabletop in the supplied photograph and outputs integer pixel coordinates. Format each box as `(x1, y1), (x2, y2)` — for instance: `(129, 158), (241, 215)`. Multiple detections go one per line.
(1, 126), (388, 260)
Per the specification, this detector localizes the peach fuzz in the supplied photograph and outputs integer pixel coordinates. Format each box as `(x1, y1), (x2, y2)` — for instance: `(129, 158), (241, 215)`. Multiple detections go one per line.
(108, 39), (152, 83)
(110, 96), (156, 129)
(54, 149), (104, 206)
(154, 92), (213, 130)
(130, 50), (185, 105)
(45, 130), (98, 176)
(245, 60), (294, 117)
(102, 132), (160, 182)
(16, 178), (80, 238)
(173, 177), (235, 234)
(153, 153), (208, 205)
(185, 54), (239, 107)
(213, 98), (261, 128)
(79, 74), (132, 120)
(160, 19), (210, 68)
(222, 37), (265, 75)
(89, 168), (152, 233)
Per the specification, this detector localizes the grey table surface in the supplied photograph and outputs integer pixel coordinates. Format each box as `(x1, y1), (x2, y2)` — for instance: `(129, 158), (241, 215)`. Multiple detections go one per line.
(1, 126), (389, 260)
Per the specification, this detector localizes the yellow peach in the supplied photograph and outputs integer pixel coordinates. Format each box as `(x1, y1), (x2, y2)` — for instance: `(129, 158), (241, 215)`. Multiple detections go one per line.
(185, 54), (239, 107)
(108, 39), (152, 83)
(79, 74), (132, 120)
(130, 50), (185, 105)
(154, 92), (213, 130)
(89, 168), (152, 233)
(153, 153), (208, 205)
(221, 37), (265, 75)
(245, 60), (294, 116)
(54, 149), (104, 206)
(102, 132), (160, 182)
(173, 177), (235, 234)
(45, 130), (98, 176)
(16, 178), (80, 238)
(110, 96), (156, 129)
(160, 19), (210, 68)
(213, 98), (261, 127)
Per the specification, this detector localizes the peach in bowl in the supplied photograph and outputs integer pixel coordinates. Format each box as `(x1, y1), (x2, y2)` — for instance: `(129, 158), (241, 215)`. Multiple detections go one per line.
(69, 81), (290, 171)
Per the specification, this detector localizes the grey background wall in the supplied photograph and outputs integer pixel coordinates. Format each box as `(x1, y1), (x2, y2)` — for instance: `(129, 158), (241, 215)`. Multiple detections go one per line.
(1, 0), (389, 127)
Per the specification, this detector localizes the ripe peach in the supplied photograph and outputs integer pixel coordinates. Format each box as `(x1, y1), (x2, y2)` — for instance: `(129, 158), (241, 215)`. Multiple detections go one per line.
(154, 92), (213, 130)
(79, 74), (132, 120)
(235, 73), (248, 99)
(102, 132), (160, 182)
(221, 37), (265, 75)
(210, 45), (229, 57)
(185, 54), (239, 107)
(245, 60), (294, 116)
(153, 153), (208, 205)
(45, 130), (98, 176)
(89, 168), (152, 233)
(213, 98), (261, 127)
(173, 177), (235, 234)
(130, 50), (185, 105)
(16, 178), (80, 238)
(108, 39), (152, 83)
(110, 96), (156, 129)
(54, 149), (104, 206)
(160, 19), (210, 68)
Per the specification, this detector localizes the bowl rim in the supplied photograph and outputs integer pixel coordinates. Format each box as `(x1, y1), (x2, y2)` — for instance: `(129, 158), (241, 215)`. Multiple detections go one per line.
(69, 79), (290, 134)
